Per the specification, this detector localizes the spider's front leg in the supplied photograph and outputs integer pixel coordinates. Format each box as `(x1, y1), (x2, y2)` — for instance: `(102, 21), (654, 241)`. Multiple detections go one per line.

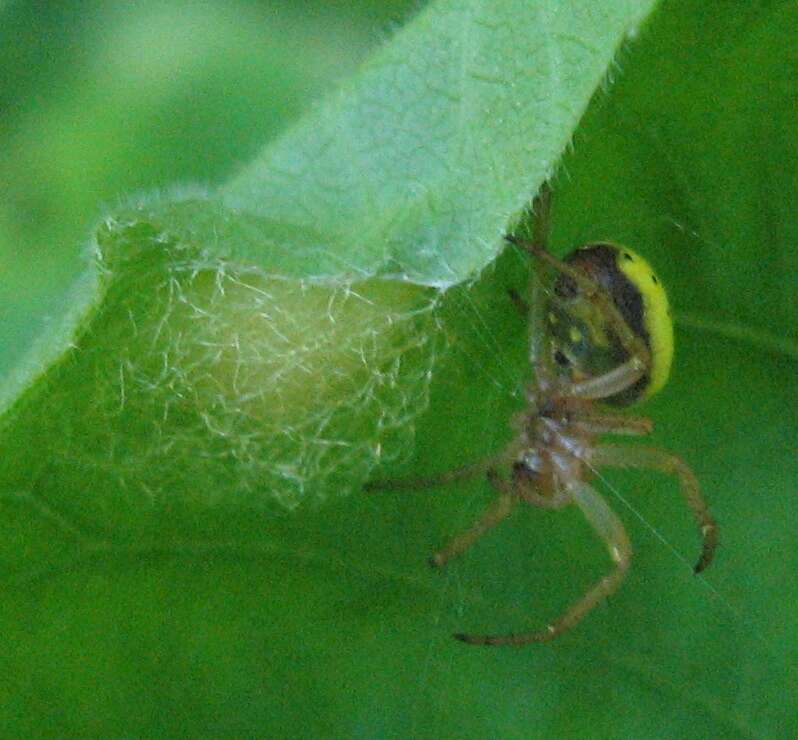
(456, 479), (632, 646)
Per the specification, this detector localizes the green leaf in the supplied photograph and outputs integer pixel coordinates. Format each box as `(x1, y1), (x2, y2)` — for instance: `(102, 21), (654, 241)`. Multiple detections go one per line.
(3, 0), (798, 737)
(144, 0), (657, 284)
(1, 0), (656, 514)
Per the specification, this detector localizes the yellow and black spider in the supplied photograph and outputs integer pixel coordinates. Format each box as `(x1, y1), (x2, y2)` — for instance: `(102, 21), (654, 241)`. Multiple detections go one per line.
(367, 183), (717, 646)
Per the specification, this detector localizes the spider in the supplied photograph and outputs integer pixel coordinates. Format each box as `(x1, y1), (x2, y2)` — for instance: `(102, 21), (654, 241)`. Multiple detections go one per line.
(366, 183), (718, 646)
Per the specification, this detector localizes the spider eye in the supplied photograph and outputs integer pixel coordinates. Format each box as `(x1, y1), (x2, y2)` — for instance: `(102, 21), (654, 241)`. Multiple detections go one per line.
(554, 349), (570, 367)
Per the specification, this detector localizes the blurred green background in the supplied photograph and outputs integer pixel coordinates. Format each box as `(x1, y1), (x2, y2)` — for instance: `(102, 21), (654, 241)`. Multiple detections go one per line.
(0, 0), (416, 376)
(2, 1), (798, 737)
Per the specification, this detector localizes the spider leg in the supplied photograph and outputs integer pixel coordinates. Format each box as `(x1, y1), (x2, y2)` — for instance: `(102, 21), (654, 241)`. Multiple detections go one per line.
(530, 181), (552, 252)
(566, 359), (647, 401)
(589, 444), (717, 573)
(456, 480), (631, 645)
(364, 437), (526, 494)
(364, 457), (499, 493)
(569, 412), (654, 436)
(430, 469), (516, 568)
(504, 183), (556, 385)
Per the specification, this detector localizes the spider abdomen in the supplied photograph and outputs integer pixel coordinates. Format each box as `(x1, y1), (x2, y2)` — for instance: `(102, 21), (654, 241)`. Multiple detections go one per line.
(549, 243), (674, 405)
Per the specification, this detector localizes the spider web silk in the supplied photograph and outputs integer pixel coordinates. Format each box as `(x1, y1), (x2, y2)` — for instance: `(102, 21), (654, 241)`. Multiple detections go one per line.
(33, 221), (444, 512)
